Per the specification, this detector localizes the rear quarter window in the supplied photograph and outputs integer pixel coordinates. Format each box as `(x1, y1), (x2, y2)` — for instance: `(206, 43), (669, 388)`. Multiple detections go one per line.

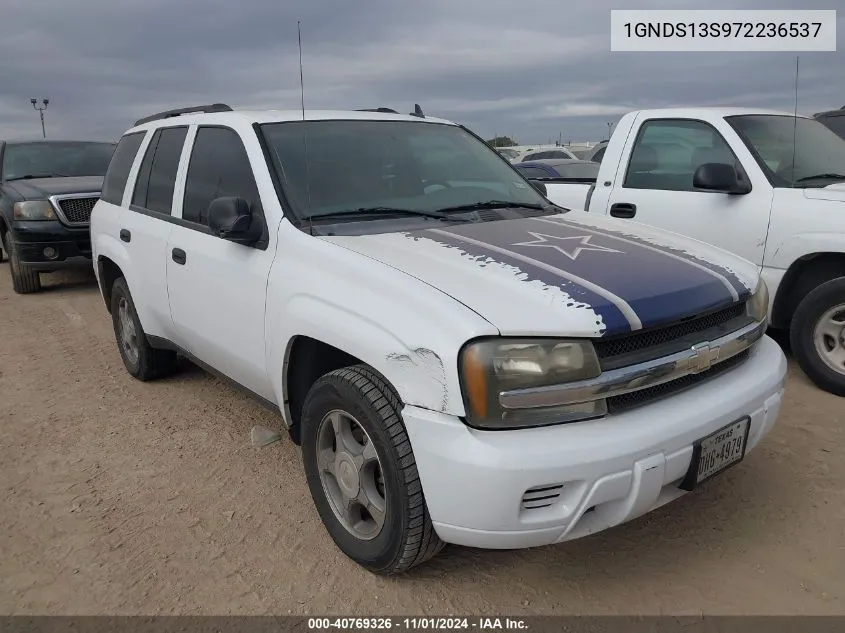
(100, 132), (146, 205)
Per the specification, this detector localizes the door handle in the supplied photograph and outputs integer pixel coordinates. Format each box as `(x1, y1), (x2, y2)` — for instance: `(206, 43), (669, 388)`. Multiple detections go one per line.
(119, 229), (131, 243)
(171, 248), (187, 265)
(610, 202), (637, 219)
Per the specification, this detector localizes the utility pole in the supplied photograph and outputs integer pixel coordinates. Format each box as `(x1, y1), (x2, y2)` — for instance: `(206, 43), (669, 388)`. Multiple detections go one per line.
(31, 98), (49, 138)
(606, 121), (614, 139)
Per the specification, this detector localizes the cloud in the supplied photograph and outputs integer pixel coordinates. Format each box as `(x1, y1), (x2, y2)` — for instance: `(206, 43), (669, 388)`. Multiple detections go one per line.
(0, 0), (842, 144)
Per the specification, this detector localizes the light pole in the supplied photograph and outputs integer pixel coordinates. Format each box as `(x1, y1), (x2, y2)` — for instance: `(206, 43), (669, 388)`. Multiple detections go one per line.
(31, 98), (49, 139)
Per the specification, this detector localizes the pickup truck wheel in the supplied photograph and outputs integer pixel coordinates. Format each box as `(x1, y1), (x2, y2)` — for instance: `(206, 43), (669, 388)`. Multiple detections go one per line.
(110, 277), (177, 381)
(300, 365), (444, 574)
(4, 231), (41, 294)
(791, 277), (845, 396)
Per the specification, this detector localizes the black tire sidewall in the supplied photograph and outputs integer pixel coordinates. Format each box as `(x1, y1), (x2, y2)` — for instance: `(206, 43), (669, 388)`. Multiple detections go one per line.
(5, 233), (39, 293)
(301, 373), (409, 571)
(110, 278), (143, 376)
(790, 276), (845, 396)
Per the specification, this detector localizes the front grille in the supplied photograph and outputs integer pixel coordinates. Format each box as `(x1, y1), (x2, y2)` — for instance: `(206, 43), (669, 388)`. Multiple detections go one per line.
(57, 196), (98, 224)
(606, 349), (751, 415)
(594, 302), (750, 370)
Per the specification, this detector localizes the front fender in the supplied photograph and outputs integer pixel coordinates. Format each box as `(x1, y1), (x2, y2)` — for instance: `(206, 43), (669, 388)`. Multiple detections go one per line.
(272, 296), (459, 413)
(266, 279), (497, 418)
(766, 232), (845, 269)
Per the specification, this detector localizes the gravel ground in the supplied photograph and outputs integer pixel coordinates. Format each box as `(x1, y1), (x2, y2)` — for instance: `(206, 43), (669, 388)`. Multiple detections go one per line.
(0, 268), (843, 616)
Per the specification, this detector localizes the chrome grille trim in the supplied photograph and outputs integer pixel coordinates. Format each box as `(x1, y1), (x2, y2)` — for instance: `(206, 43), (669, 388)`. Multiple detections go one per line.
(48, 192), (101, 226)
(498, 319), (767, 410)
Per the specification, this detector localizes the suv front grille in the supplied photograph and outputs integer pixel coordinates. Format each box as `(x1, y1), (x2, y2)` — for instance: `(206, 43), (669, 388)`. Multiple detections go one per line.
(594, 301), (751, 371)
(606, 349), (751, 414)
(56, 196), (99, 224)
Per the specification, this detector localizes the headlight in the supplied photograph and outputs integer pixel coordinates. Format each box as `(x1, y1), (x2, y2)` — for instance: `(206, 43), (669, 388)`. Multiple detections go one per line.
(459, 338), (604, 429)
(746, 278), (769, 323)
(13, 200), (56, 220)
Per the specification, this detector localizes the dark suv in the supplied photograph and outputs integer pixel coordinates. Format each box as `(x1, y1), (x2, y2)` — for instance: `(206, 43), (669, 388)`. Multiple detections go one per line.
(0, 140), (115, 293)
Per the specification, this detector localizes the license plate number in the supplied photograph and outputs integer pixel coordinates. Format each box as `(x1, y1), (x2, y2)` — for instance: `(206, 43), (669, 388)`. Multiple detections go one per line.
(680, 417), (750, 491)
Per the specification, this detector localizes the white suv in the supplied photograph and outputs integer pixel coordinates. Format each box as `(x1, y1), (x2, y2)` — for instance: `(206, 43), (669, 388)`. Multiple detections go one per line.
(90, 103), (787, 574)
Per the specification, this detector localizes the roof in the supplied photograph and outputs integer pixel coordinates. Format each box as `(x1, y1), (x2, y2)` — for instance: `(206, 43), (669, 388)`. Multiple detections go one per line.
(126, 108), (457, 134)
(629, 107), (811, 121)
(814, 107), (845, 118)
(1, 139), (116, 146)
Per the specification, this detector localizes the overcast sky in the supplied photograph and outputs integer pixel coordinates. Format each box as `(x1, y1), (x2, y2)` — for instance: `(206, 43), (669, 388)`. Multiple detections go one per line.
(0, 0), (841, 144)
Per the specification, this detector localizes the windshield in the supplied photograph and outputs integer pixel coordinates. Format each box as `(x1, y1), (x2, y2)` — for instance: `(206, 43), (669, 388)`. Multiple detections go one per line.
(258, 120), (548, 219)
(726, 115), (845, 187)
(2, 142), (116, 181)
(497, 148), (519, 159)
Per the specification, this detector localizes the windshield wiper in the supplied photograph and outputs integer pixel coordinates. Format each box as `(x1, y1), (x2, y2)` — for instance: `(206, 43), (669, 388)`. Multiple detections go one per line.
(794, 173), (845, 183)
(6, 172), (69, 181)
(302, 207), (460, 222)
(434, 200), (546, 214)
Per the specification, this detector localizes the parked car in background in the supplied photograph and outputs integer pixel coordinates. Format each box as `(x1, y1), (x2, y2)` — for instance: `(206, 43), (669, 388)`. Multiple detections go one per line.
(91, 103), (785, 574)
(814, 106), (845, 141)
(495, 147), (521, 160)
(516, 147), (579, 162)
(581, 140), (609, 163)
(515, 158), (600, 184)
(0, 139), (116, 293)
(541, 107), (845, 396)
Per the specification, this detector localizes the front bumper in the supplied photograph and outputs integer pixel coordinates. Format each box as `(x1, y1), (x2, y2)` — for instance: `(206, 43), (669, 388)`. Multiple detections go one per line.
(9, 220), (92, 271)
(402, 335), (787, 549)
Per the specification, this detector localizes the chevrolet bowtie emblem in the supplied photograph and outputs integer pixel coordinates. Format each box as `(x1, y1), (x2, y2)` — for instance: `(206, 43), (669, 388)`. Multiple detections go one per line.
(689, 342), (720, 373)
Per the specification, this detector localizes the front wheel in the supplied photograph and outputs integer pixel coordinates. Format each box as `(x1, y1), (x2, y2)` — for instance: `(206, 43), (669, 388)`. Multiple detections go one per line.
(791, 276), (845, 396)
(300, 365), (444, 574)
(4, 232), (41, 294)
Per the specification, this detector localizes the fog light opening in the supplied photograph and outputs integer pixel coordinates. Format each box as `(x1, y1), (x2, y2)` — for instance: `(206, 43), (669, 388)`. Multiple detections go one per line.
(43, 247), (58, 260)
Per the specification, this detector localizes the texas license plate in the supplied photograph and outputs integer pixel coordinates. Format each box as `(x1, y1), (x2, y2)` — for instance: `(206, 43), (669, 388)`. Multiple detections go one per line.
(679, 417), (751, 491)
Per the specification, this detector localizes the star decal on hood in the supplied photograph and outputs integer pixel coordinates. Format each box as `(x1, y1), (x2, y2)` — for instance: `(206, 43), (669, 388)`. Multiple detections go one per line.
(510, 232), (625, 260)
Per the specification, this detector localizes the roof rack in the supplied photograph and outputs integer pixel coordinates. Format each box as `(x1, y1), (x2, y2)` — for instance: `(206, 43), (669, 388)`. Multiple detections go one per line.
(134, 103), (233, 127)
(356, 107), (399, 113)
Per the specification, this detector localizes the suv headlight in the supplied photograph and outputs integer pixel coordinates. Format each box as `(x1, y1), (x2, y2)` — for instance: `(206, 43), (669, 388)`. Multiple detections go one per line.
(746, 278), (769, 323)
(13, 201), (56, 220)
(459, 338), (604, 429)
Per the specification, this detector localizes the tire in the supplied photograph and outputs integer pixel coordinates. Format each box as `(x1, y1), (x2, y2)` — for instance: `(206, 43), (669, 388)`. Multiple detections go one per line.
(110, 277), (177, 381)
(4, 231), (41, 294)
(790, 276), (845, 397)
(301, 364), (444, 574)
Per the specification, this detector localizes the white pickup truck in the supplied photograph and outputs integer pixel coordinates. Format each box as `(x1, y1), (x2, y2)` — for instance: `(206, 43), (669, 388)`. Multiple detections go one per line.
(90, 104), (786, 574)
(544, 108), (845, 396)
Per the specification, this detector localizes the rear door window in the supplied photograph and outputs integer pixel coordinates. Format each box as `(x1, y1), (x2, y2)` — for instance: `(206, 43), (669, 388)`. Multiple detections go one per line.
(132, 126), (188, 215)
(100, 132), (145, 205)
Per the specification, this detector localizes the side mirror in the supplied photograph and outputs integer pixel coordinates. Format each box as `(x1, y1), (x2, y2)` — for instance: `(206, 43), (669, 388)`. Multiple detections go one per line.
(207, 196), (262, 245)
(528, 179), (547, 195)
(693, 163), (751, 194)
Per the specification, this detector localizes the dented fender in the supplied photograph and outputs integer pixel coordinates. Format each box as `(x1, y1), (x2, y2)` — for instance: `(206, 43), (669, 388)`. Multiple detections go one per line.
(264, 230), (498, 419)
(267, 293), (494, 419)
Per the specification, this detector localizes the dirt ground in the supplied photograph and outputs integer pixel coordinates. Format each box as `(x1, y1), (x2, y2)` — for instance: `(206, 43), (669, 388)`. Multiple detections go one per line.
(0, 267), (843, 616)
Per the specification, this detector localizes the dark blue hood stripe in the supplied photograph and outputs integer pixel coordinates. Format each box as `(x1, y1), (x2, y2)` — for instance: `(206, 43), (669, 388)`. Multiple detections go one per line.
(424, 229), (638, 334)
(420, 215), (746, 334)
(541, 216), (750, 298)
